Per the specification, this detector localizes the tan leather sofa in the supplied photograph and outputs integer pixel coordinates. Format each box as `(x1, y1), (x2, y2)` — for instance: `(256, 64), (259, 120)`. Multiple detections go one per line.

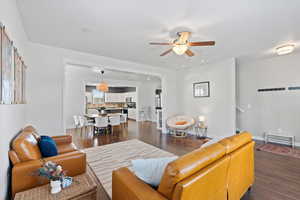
(112, 132), (254, 200)
(8, 126), (86, 196)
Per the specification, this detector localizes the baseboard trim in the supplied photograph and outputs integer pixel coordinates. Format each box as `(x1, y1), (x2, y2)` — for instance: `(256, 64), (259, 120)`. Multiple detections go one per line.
(253, 136), (264, 141)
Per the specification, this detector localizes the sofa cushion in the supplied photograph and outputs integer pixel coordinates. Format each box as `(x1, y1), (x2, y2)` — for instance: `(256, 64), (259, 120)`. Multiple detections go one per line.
(38, 136), (58, 157)
(12, 131), (42, 162)
(131, 156), (178, 187)
(218, 132), (252, 154)
(158, 143), (226, 199)
(57, 143), (77, 154)
(175, 121), (187, 125)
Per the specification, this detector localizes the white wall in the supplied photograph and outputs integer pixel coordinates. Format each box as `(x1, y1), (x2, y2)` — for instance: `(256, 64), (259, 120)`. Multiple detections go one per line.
(0, 2), (176, 198)
(138, 80), (161, 122)
(0, 0), (28, 199)
(0, 106), (26, 199)
(26, 42), (178, 135)
(177, 58), (236, 138)
(64, 65), (160, 128)
(161, 72), (179, 131)
(237, 52), (300, 145)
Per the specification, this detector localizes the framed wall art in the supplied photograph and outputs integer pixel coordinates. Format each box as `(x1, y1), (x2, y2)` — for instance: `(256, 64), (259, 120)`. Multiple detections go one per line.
(0, 22), (27, 105)
(1, 26), (14, 104)
(21, 62), (27, 104)
(0, 24), (2, 103)
(193, 81), (210, 97)
(14, 48), (23, 104)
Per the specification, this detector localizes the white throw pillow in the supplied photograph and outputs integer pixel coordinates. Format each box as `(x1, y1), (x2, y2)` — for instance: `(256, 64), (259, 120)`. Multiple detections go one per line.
(131, 156), (178, 187)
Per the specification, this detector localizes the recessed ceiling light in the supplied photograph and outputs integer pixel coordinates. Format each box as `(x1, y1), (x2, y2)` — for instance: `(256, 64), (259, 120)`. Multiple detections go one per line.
(147, 77), (151, 81)
(276, 44), (295, 55)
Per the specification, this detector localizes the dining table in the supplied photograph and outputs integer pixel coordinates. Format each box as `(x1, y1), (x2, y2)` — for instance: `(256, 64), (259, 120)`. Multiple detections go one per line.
(84, 113), (123, 135)
(84, 113), (122, 120)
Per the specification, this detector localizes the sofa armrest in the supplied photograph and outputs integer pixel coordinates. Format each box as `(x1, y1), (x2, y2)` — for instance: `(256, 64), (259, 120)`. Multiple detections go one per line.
(11, 150), (86, 197)
(12, 159), (47, 196)
(43, 150), (86, 176)
(52, 135), (72, 145)
(112, 167), (167, 200)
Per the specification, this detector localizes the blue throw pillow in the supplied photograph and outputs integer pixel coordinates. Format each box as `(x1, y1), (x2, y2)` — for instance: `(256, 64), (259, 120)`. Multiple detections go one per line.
(38, 136), (58, 157)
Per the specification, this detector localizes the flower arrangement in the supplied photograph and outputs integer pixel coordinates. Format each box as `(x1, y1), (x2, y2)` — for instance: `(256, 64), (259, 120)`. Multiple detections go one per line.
(37, 161), (66, 181)
(35, 161), (73, 194)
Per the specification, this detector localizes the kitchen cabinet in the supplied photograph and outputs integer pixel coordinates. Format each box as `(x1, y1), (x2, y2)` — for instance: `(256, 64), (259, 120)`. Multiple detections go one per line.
(128, 108), (136, 120)
(131, 92), (137, 102)
(124, 92), (137, 102)
(119, 93), (126, 102)
(105, 93), (126, 103)
(104, 93), (110, 102)
(86, 92), (93, 103)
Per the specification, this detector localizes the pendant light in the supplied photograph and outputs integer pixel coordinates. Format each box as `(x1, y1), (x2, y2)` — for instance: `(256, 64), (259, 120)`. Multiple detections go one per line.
(97, 70), (109, 92)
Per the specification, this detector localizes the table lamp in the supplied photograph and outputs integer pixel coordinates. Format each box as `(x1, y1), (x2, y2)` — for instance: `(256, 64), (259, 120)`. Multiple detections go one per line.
(198, 115), (206, 128)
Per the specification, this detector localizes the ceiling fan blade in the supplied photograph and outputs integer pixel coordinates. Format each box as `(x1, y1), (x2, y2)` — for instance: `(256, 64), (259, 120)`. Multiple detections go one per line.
(178, 32), (191, 44)
(188, 41), (215, 46)
(149, 42), (173, 45)
(185, 49), (195, 57)
(160, 49), (173, 56)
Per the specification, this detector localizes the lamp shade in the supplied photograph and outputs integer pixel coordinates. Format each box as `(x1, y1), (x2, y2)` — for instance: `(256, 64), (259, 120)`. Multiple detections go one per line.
(97, 70), (109, 92)
(198, 115), (206, 122)
(96, 82), (109, 92)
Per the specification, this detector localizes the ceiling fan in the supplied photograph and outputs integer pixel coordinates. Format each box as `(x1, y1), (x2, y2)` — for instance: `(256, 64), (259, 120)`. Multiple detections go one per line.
(149, 31), (215, 57)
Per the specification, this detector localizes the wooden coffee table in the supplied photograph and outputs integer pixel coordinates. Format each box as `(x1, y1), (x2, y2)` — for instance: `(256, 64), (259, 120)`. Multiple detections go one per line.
(14, 165), (98, 200)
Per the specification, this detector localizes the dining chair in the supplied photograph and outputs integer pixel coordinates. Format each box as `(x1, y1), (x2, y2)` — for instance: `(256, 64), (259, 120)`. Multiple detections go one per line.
(73, 115), (85, 135)
(120, 114), (127, 125)
(73, 115), (80, 128)
(109, 115), (121, 134)
(78, 115), (95, 134)
(87, 109), (99, 115)
(95, 116), (109, 134)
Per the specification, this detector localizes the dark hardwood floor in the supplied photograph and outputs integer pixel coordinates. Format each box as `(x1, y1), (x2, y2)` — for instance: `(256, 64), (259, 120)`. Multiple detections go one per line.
(67, 120), (300, 200)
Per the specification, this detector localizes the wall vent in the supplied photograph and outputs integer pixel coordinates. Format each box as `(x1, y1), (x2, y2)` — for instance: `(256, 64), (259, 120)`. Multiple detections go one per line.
(258, 87), (285, 92)
(288, 86), (300, 91)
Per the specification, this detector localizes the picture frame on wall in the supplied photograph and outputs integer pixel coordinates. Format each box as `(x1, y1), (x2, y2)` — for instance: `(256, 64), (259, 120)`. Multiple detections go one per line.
(21, 62), (27, 104)
(0, 23), (2, 103)
(193, 81), (210, 97)
(0, 22), (27, 105)
(14, 48), (23, 104)
(1, 26), (14, 104)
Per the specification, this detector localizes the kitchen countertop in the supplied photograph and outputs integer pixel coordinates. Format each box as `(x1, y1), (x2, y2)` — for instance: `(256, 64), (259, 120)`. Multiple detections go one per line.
(104, 107), (124, 110)
(90, 107), (136, 110)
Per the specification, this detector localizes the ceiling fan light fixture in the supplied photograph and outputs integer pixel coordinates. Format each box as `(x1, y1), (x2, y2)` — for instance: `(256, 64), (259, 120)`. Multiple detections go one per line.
(276, 44), (295, 55)
(172, 44), (188, 55)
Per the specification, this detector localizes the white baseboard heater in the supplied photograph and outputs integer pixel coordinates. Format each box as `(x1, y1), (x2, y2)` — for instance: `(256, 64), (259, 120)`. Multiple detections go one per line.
(264, 132), (295, 148)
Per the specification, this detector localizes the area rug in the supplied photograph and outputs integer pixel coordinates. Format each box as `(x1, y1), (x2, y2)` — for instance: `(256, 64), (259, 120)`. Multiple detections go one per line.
(256, 143), (300, 159)
(83, 139), (175, 199)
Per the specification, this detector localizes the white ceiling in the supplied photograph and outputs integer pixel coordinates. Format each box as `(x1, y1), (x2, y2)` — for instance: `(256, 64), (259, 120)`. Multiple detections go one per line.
(17, 0), (300, 69)
(68, 64), (161, 83)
